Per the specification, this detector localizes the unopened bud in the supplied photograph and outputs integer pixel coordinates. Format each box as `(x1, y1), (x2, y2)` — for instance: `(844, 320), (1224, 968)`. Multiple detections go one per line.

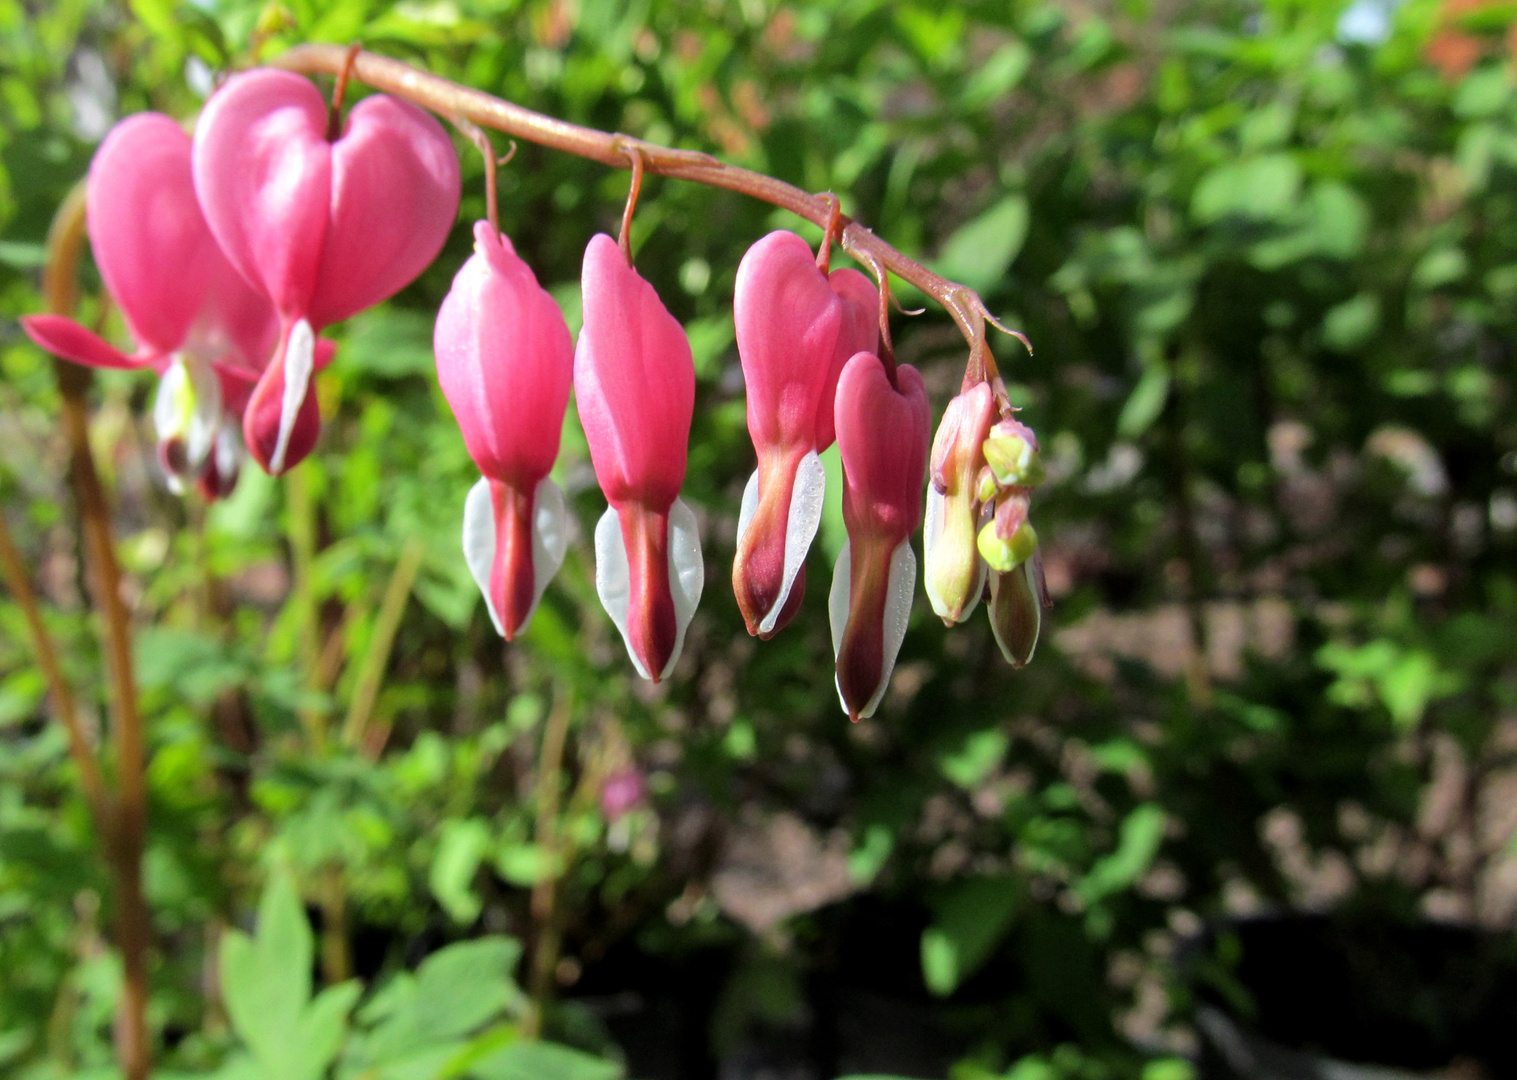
(977, 492), (1037, 572)
(988, 558), (1043, 668)
(924, 383), (996, 624)
(982, 418), (1044, 489)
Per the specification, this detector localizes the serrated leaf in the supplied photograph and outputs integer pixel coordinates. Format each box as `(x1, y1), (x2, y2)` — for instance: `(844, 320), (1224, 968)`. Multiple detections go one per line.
(469, 1040), (622, 1080)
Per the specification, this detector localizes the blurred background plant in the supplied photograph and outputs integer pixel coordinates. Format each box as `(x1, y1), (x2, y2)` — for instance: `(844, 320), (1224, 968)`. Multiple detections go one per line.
(3, 0), (1517, 1078)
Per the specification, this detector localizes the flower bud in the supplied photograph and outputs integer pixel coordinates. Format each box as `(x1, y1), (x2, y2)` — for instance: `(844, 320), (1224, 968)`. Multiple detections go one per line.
(977, 494), (1038, 573)
(923, 381), (995, 624)
(987, 556), (1044, 668)
(982, 417), (1044, 488)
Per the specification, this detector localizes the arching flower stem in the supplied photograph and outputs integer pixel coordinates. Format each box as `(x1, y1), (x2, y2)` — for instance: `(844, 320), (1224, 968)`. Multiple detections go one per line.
(270, 44), (1027, 370)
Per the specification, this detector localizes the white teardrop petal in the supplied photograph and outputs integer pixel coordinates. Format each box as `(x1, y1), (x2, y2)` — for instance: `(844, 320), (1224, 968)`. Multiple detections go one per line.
(923, 484), (946, 617)
(152, 358), (189, 445)
(269, 317), (315, 474)
(757, 450), (824, 635)
(185, 354), (223, 469)
(662, 496), (705, 679)
(736, 468), (760, 546)
(522, 476), (570, 630)
(462, 477), (504, 637)
(827, 538), (916, 720)
(869, 538), (917, 718)
(828, 540), (851, 660)
(593, 506), (649, 680)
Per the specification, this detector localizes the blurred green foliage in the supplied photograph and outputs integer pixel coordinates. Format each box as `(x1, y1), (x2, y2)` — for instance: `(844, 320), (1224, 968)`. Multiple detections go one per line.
(2, 0), (1517, 1078)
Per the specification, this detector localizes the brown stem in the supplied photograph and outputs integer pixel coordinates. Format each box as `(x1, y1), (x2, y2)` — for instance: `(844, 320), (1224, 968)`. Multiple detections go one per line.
(341, 537), (425, 752)
(326, 41), (364, 141)
(816, 192), (841, 273)
(269, 45), (1024, 363)
(453, 115), (501, 234)
(524, 689), (573, 1039)
(616, 140), (646, 263)
(43, 182), (152, 1080)
(0, 510), (108, 823)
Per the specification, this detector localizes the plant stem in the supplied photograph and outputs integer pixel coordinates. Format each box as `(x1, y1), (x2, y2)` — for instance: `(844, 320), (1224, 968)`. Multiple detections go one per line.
(523, 688), (573, 1039)
(270, 45), (1020, 375)
(44, 182), (152, 1080)
(0, 510), (108, 824)
(284, 468), (327, 751)
(341, 537), (425, 752)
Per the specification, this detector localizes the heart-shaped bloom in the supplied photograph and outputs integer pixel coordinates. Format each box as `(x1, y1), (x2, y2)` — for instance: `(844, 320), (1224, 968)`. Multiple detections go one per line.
(732, 230), (878, 638)
(436, 222), (574, 640)
(574, 234), (703, 682)
(193, 68), (460, 474)
(20, 112), (282, 495)
(829, 353), (930, 720)
(923, 380), (996, 624)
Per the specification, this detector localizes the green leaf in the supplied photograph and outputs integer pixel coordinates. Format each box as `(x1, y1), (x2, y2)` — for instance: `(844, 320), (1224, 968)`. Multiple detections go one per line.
(920, 875), (1020, 996)
(933, 195), (1030, 294)
(1411, 247), (1468, 289)
(410, 938), (525, 1041)
(293, 980), (362, 1080)
(495, 842), (563, 887)
(938, 729), (1009, 789)
(1192, 154), (1302, 223)
(1323, 294), (1379, 351)
(961, 41), (1031, 107)
(221, 867), (314, 1066)
(430, 818), (492, 924)
(339, 308), (437, 378)
(1117, 367), (1170, 438)
(1075, 803), (1166, 905)
(469, 1040), (623, 1080)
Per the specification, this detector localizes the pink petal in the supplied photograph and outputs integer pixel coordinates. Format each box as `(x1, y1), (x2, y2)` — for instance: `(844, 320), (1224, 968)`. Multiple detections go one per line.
(241, 322), (320, 475)
(734, 230), (847, 452)
(816, 267), (879, 449)
(308, 93), (460, 328)
(574, 233), (694, 511)
(435, 222), (573, 489)
(87, 113), (225, 356)
(192, 69), (333, 320)
(835, 355), (931, 542)
(20, 314), (148, 370)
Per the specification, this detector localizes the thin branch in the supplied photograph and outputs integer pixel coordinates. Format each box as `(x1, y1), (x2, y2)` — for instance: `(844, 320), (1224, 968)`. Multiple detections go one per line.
(340, 537), (424, 753)
(43, 180), (152, 1080)
(269, 45), (1022, 370)
(0, 510), (108, 823)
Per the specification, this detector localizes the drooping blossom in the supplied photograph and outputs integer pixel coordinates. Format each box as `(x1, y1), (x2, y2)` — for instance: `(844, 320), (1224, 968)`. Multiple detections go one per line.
(574, 233), (703, 682)
(829, 353), (930, 720)
(599, 768), (647, 823)
(192, 68), (460, 474)
(923, 380), (996, 624)
(20, 112), (283, 496)
(731, 230), (878, 638)
(436, 221), (574, 640)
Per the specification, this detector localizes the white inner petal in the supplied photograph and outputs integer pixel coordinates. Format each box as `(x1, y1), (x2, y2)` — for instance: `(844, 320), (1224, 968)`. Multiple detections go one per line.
(828, 540), (851, 660)
(526, 477), (570, 629)
(923, 484), (945, 617)
(593, 506), (646, 679)
(269, 318), (315, 474)
(827, 538), (916, 719)
(152, 358), (189, 444)
(736, 469), (759, 546)
(923, 485), (985, 624)
(664, 496), (705, 679)
(758, 450), (824, 636)
(462, 477), (503, 637)
(594, 500), (705, 681)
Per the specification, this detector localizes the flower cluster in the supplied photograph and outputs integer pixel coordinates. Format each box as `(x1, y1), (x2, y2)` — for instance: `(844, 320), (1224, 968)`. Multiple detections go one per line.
(27, 68), (1047, 717)
(23, 68), (460, 492)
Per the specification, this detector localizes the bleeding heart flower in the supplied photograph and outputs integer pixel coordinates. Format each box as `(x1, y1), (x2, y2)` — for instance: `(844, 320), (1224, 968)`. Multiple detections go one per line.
(192, 68), (460, 475)
(19, 111), (281, 494)
(731, 230), (878, 638)
(829, 353), (930, 720)
(436, 221), (574, 640)
(923, 380), (996, 624)
(574, 233), (703, 682)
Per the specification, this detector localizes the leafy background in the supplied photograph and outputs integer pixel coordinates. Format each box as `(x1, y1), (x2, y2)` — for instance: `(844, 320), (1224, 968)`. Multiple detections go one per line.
(2, 0), (1517, 1078)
